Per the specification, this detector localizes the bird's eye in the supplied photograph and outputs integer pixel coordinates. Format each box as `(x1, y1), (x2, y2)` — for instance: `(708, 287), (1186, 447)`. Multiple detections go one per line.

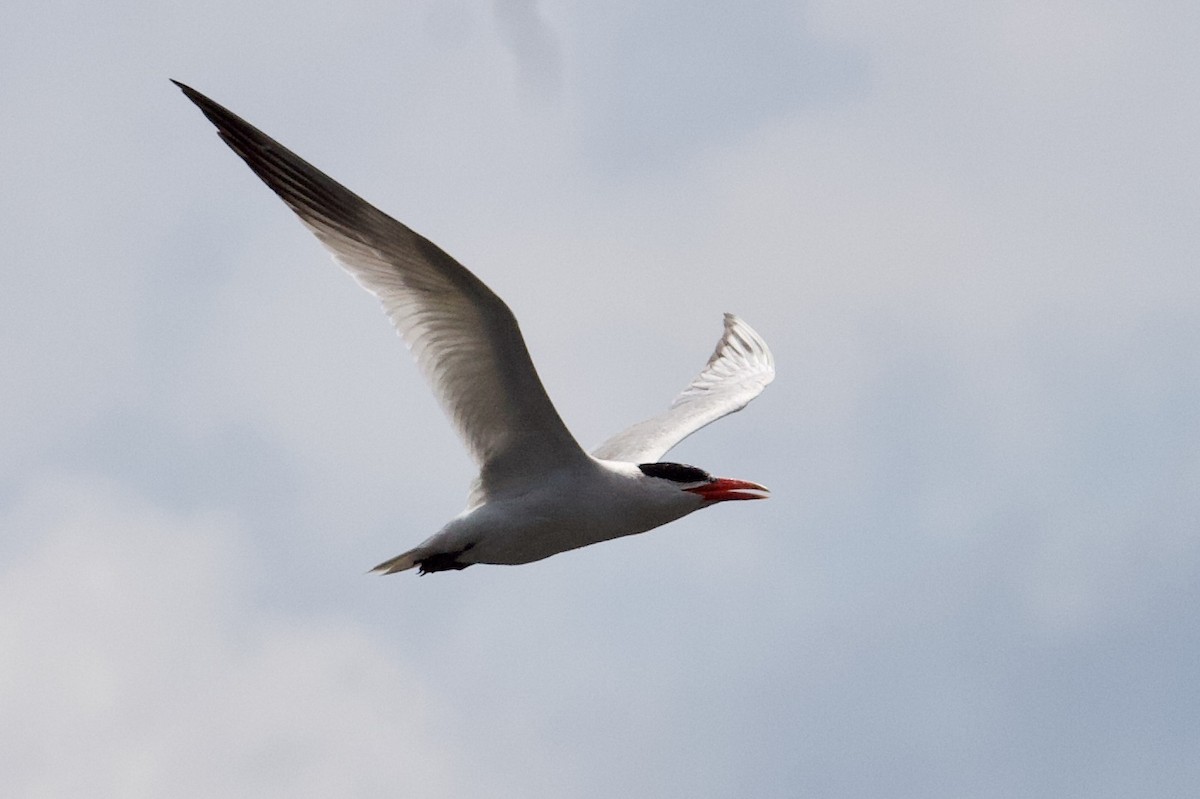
(637, 462), (712, 483)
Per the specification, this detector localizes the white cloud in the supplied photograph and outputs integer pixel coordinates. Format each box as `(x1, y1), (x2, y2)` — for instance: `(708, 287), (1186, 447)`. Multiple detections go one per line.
(0, 475), (458, 797)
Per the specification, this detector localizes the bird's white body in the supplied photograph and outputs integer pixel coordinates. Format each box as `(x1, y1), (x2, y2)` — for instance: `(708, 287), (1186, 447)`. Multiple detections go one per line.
(404, 460), (706, 568)
(176, 81), (776, 575)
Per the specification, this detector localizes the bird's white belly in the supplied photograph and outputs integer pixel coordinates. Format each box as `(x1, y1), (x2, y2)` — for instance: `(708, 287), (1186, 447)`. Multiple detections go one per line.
(451, 490), (696, 566)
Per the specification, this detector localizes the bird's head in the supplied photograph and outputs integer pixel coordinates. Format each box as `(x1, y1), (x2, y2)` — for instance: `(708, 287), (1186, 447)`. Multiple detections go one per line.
(637, 462), (769, 503)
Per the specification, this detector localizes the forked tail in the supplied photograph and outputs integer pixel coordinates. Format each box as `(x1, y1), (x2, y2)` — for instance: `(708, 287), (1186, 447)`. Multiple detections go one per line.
(370, 548), (423, 575)
(370, 544), (475, 575)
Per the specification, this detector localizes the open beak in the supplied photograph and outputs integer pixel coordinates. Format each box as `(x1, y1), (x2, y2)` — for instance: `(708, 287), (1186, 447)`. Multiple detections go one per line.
(685, 478), (770, 502)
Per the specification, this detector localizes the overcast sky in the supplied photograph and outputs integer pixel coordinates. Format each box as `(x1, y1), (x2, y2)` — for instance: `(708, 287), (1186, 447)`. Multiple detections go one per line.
(4, 0), (1199, 796)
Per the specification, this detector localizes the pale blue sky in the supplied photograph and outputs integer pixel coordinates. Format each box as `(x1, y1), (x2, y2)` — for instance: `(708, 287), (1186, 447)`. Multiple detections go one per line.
(3, 1), (1199, 796)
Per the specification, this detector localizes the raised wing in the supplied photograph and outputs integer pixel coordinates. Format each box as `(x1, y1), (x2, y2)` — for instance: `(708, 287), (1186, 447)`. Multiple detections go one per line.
(592, 314), (775, 463)
(174, 81), (586, 494)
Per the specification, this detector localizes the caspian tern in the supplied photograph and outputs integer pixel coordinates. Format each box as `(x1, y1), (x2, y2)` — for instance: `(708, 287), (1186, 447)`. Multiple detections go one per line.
(174, 80), (775, 575)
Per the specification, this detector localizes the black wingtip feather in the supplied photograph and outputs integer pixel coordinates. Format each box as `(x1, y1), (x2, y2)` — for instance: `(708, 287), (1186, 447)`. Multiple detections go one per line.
(171, 79), (375, 240)
(171, 79), (497, 307)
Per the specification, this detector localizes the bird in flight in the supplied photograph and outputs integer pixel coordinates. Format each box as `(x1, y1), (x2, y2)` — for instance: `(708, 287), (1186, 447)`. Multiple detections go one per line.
(173, 81), (775, 575)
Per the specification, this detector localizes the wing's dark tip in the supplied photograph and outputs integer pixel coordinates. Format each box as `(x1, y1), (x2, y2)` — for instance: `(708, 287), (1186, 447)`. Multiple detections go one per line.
(170, 79), (262, 144)
(171, 79), (215, 114)
(170, 77), (374, 240)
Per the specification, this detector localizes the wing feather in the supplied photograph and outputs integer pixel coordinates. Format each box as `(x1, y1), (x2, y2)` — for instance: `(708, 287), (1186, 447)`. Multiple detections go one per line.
(174, 81), (585, 494)
(592, 314), (775, 463)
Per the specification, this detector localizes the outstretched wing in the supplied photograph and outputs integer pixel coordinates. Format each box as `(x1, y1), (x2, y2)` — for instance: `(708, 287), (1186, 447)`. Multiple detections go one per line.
(174, 81), (586, 494)
(592, 314), (775, 463)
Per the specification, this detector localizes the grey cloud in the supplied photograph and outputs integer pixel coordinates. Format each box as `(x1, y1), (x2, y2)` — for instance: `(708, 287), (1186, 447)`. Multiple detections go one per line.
(493, 0), (564, 104)
(3, 0), (1199, 795)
